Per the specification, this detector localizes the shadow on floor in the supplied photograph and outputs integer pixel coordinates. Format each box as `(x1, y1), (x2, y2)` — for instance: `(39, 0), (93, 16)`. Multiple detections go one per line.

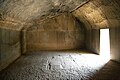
(92, 60), (120, 80)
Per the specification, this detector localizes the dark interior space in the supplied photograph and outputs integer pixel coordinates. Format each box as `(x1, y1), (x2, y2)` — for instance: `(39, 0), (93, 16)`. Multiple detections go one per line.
(0, 0), (120, 80)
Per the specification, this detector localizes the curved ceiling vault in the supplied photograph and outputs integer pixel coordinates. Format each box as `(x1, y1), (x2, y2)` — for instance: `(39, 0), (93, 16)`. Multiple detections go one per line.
(0, 0), (120, 29)
(73, 0), (120, 29)
(0, 0), (89, 22)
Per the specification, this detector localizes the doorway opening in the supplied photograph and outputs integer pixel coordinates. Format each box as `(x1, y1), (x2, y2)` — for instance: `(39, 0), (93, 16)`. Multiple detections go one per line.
(100, 29), (110, 62)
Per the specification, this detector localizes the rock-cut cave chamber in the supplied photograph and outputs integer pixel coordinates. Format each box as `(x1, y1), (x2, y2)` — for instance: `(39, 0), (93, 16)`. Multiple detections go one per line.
(0, 0), (120, 80)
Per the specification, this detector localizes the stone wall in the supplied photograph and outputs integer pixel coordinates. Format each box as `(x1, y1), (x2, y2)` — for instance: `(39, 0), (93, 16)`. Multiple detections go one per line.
(85, 29), (100, 54)
(110, 27), (120, 62)
(0, 22), (22, 71)
(23, 13), (85, 52)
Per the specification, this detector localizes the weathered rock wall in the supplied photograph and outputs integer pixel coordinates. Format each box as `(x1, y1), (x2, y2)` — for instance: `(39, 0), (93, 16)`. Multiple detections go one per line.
(110, 27), (120, 62)
(0, 22), (22, 71)
(23, 13), (85, 52)
(85, 29), (100, 53)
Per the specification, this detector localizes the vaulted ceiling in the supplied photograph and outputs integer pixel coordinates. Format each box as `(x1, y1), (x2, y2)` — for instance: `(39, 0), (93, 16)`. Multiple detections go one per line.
(0, 0), (120, 29)
(73, 0), (120, 29)
(0, 0), (89, 22)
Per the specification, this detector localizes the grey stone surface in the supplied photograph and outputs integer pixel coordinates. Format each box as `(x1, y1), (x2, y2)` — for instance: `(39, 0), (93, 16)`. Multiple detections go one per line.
(1, 51), (120, 80)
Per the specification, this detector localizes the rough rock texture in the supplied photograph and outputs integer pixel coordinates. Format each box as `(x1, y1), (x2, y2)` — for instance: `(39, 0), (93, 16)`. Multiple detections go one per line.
(0, 51), (120, 80)
(72, 0), (120, 29)
(22, 13), (85, 52)
(0, 0), (89, 22)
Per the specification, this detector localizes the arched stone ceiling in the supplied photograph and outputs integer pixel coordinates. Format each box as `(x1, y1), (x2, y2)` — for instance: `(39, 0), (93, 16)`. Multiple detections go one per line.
(72, 0), (120, 29)
(0, 0), (120, 29)
(0, 0), (89, 23)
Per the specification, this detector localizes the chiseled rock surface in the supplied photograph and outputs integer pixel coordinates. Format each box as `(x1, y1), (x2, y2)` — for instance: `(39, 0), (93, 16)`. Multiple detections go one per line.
(0, 0), (89, 22)
(1, 51), (120, 80)
(0, 23), (22, 71)
(72, 0), (120, 29)
(23, 13), (85, 51)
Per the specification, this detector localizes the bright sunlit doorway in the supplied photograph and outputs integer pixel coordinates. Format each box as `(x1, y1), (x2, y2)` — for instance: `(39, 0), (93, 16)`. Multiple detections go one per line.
(100, 29), (110, 62)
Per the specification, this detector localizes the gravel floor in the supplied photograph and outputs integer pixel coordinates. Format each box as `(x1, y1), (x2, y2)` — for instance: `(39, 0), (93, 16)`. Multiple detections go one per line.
(0, 51), (120, 80)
